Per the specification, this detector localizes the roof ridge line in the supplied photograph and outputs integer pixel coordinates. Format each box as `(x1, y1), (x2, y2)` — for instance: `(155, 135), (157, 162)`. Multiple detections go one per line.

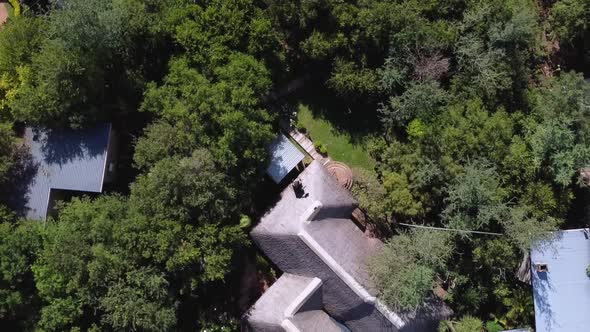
(300, 200), (323, 223)
(297, 228), (405, 328)
(283, 277), (323, 319)
(280, 318), (301, 332)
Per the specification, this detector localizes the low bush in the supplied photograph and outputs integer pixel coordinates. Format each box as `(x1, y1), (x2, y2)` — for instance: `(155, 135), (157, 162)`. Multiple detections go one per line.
(314, 141), (328, 155)
(296, 123), (307, 133)
(8, 0), (20, 16)
(239, 214), (252, 229)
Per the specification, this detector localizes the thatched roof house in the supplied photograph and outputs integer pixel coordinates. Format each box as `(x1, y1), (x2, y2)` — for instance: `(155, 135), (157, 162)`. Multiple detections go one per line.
(243, 161), (451, 331)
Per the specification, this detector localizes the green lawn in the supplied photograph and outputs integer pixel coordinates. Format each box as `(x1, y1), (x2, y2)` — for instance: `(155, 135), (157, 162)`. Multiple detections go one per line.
(5, 3), (14, 18)
(296, 104), (375, 171)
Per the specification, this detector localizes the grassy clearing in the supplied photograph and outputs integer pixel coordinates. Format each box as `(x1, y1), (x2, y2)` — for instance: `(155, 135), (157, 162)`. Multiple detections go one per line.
(5, 3), (14, 18)
(296, 104), (375, 171)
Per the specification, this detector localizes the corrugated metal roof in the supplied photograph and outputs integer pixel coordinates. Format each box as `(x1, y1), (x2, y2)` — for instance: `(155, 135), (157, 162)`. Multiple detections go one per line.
(16, 124), (111, 220)
(266, 133), (305, 183)
(531, 228), (590, 332)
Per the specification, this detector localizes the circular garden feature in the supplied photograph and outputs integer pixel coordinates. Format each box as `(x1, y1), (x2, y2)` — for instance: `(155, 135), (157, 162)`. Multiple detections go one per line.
(325, 161), (353, 190)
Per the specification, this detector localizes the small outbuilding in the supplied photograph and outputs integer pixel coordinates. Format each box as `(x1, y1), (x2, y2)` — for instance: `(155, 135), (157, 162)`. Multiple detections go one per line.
(11, 123), (116, 220)
(530, 228), (590, 332)
(266, 133), (305, 184)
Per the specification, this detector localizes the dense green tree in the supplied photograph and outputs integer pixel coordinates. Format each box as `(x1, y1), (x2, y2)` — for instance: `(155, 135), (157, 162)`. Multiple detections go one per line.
(382, 171), (424, 218)
(130, 150), (237, 223)
(0, 123), (15, 185)
(528, 72), (590, 138)
(439, 315), (484, 332)
(32, 191), (247, 331)
(550, 0), (590, 44)
(9, 0), (169, 127)
(327, 58), (381, 96)
(0, 221), (42, 327)
(442, 161), (507, 231)
(133, 120), (198, 171)
(99, 267), (176, 331)
(452, 0), (541, 104)
(437, 100), (515, 171)
(267, 0), (460, 96)
(351, 168), (390, 224)
(505, 74), (590, 197)
(370, 229), (453, 311)
(370, 138), (445, 222)
(1, 0), (588, 329)
(379, 79), (449, 128)
(140, 56), (274, 185)
(502, 206), (561, 251)
(0, 15), (45, 117)
(32, 196), (129, 330)
(164, 0), (282, 71)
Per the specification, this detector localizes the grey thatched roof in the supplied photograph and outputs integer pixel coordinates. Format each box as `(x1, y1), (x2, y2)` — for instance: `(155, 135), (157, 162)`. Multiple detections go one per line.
(244, 161), (451, 332)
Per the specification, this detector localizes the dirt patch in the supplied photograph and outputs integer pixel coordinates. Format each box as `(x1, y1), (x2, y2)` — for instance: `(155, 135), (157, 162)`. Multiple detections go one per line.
(0, 3), (8, 27)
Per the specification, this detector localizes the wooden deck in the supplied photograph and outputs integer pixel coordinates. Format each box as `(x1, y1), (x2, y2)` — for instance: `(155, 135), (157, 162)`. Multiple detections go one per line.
(286, 127), (331, 165)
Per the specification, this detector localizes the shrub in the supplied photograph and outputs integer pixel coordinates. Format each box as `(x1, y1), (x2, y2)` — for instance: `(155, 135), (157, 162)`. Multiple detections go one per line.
(239, 214), (251, 229)
(586, 265), (590, 278)
(296, 123), (307, 133)
(407, 118), (427, 140)
(314, 141), (328, 155)
(8, 0), (20, 16)
(485, 320), (503, 332)
(439, 316), (484, 332)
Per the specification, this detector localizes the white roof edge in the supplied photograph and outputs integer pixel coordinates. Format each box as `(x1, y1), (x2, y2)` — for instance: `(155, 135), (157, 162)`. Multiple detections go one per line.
(301, 200), (322, 223)
(559, 228), (589, 233)
(99, 123), (113, 192)
(297, 228), (405, 328)
(42, 188), (53, 221)
(375, 299), (406, 328)
(283, 277), (323, 319)
(281, 318), (301, 332)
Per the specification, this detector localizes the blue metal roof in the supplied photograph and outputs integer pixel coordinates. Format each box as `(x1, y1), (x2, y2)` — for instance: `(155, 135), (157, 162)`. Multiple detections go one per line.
(531, 228), (590, 332)
(17, 124), (111, 220)
(266, 133), (305, 183)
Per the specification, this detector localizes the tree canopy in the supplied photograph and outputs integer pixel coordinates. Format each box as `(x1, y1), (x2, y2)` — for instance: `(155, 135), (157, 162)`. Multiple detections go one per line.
(1, 0), (589, 330)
